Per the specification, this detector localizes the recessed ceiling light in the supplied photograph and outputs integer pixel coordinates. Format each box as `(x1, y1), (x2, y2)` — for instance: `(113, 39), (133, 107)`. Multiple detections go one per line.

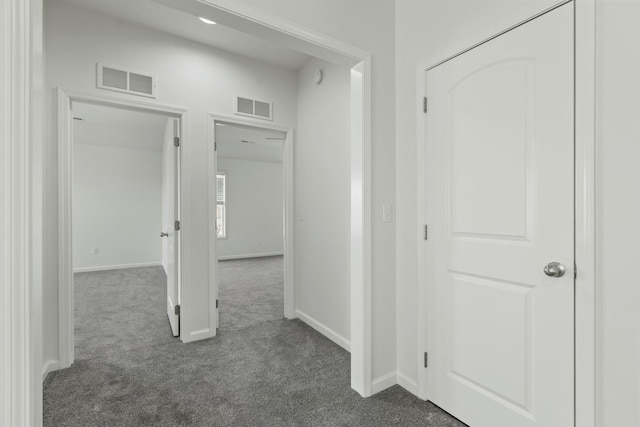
(199, 17), (216, 25)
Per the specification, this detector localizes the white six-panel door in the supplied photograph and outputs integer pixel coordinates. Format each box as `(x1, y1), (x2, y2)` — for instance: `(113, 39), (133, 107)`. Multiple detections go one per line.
(425, 3), (574, 426)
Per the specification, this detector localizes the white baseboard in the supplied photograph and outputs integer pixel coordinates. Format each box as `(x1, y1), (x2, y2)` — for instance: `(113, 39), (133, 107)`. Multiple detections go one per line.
(294, 310), (351, 352)
(74, 261), (162, 273)
(217, 252), (283, 261)
(42, 359), (60, 382)
(397, 371), (419, 396)
(371, 371), (398, 394)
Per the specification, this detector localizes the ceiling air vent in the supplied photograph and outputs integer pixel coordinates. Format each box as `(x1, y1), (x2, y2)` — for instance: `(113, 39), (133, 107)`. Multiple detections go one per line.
(97, 63), (156, 98)
(234, 95), (273, 121)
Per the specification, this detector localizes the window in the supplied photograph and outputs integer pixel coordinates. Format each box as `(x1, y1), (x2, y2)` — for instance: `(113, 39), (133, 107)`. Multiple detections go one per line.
(216, 173), (226, 238)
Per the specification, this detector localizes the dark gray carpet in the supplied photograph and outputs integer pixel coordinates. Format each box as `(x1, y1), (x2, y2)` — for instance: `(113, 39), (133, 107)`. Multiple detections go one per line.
(218, 256), (284, 332)
(43, 258), (466, 426)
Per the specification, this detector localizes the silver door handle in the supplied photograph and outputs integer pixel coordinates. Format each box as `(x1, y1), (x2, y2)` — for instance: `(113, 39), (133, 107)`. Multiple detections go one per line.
(160, 232), (168, 238)
(544, 262), (566, 277)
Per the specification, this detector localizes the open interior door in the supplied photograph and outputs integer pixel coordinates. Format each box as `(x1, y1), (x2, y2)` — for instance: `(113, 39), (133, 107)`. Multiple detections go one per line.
(162, 117), (181, 337)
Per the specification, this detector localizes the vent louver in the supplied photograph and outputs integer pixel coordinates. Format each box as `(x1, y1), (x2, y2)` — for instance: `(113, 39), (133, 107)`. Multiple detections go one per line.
(234, 95), (273, 120)
(97, 63), (156, 98)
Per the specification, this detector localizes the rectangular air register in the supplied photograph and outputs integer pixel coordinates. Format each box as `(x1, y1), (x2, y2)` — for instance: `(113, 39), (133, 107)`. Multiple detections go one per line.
(234, 95), (273, 120)
(97, 63), (157, 98)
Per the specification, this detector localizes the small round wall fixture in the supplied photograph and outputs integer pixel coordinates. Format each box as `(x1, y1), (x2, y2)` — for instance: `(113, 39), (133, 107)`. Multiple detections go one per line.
(313, 69), (323, 85)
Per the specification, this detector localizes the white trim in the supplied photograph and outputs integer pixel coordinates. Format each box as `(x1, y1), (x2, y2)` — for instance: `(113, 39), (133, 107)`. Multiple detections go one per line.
(397, 371), (419, 396)
(574, 0), (597, 425)
(3, 0), (44, 425)
(41, 360), (59, 383)
(217, 252), (284, 261)
(294, 310), (351, 352)
(73, 261), (163, 273)
(208, 113), (294, 324)
(371, 371), (397, 395)
(283, 120), (296, 321)
(56, 88), (190, 371)
(415, 2), (597, 424)
(349, 59), (373, 398)
(416, 48), (430, 402)
(56, 88), (73, 370)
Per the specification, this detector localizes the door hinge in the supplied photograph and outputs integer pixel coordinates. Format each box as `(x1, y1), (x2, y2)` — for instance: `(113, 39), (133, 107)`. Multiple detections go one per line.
(574, 263), (578, 279)
(423, 225), (428, 240)
(423, 97), (428, 113)
(424, 352), (428, 368)
(174, 220), (180, 231)
(216, 299), (219, 309)
(174, 136), (180, 147)
(175, 304), (180, 316)
(214, 141), (217, 151)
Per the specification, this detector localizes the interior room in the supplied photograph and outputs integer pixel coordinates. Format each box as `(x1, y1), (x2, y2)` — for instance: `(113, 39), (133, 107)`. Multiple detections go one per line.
(69, 101), (182, 360)
(3, 0), (639, 426)
(215, 122), (286, 331)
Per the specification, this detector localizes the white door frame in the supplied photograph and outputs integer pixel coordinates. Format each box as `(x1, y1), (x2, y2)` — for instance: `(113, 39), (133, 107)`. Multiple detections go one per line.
(415, 0), (596, 425)
(2, 0), (44, 424)
(56, 87), (188, 369)
(208, 114), (295, 322)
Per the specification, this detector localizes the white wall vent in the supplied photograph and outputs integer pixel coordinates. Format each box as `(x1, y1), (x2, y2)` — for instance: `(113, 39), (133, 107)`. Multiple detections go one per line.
(234, 95), (273, 120)
(97, 63), (157, 98)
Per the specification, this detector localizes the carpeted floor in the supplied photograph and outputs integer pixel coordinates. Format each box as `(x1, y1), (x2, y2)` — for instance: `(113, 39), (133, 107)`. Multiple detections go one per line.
(217, 256), (285, 332)
(43, 257), (466, 426)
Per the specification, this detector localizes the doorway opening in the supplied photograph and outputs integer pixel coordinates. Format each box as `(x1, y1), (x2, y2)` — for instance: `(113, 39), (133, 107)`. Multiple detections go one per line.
(213, 120), (288, 333)
(57, 89), (187, 368)
(210, 117), (293, 334)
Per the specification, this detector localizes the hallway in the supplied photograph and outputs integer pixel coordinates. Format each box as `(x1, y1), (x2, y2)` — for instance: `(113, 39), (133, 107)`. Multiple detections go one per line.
(43, 259), (464, 426)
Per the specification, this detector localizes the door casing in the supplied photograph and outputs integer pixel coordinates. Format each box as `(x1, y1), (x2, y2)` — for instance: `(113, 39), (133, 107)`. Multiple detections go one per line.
(415, 0), (597, 425)
(56, 87), (188, 369)
(208, 114), (294, 329)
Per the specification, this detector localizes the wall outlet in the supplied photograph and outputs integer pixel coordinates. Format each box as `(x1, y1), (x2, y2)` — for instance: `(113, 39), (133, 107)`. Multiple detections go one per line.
(91, 247), (99, 255)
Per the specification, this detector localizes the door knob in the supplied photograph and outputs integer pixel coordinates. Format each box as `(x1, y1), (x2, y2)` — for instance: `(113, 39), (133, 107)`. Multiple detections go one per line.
(544, 262), (566, 277)
(160, 232), (168, 238)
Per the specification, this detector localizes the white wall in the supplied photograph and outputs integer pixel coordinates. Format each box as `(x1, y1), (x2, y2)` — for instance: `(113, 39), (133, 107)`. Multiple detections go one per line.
(73, 143), (162, 271)
(44, 0), (297, 364)
(236, 0), (398, 383)
(217, 157), (283, 259)
(294, 57), (351, 347)
(596, 1), (640, 425)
